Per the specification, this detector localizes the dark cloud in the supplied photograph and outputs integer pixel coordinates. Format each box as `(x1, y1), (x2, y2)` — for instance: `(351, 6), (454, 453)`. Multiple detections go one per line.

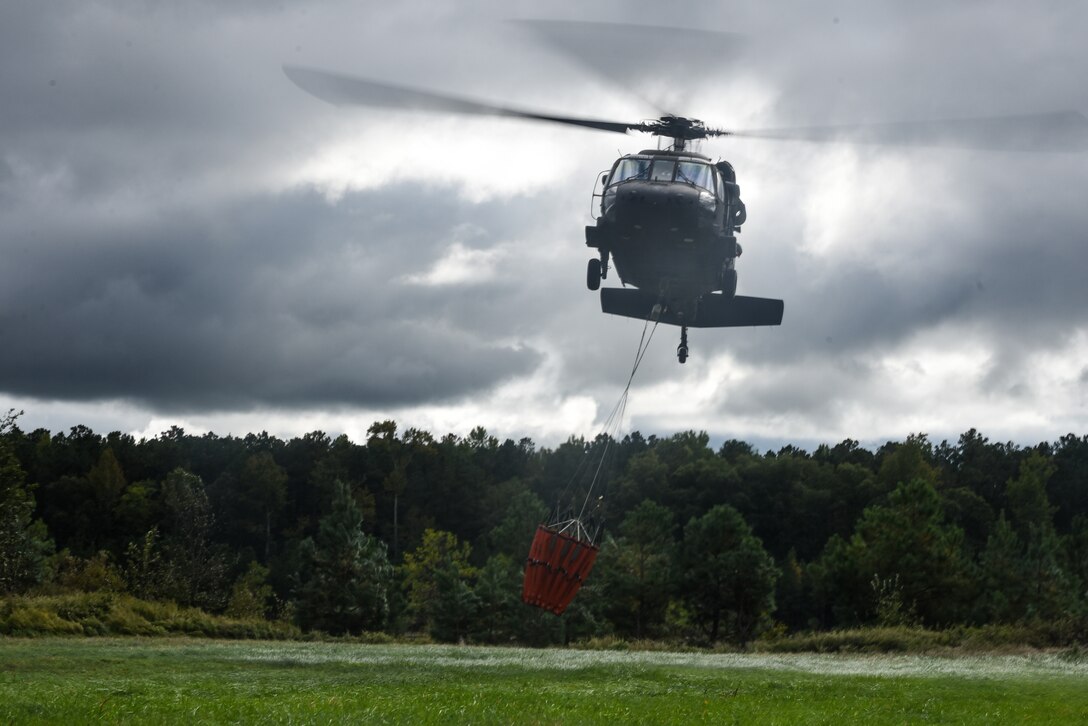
(2, 0), (1088, 444)
(0, 186), (544, 411)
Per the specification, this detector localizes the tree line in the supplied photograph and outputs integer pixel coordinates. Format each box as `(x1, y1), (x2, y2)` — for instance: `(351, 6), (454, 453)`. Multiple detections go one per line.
(2, 409), (1087, 645)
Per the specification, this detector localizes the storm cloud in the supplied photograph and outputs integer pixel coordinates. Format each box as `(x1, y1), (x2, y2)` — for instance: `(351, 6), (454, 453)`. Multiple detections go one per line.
(2, 0), (1087, 446)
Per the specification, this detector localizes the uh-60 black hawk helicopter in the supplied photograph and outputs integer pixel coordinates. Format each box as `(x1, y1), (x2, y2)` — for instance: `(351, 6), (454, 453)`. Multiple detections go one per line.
(284, 57), (1088, 363)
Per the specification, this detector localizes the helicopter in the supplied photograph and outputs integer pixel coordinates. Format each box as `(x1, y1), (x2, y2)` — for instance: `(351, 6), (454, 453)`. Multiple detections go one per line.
(284, 52), (1088, 364)
(582, 120), (781, 365)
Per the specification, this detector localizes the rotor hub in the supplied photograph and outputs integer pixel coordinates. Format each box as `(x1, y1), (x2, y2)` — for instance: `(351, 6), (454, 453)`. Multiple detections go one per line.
(646, 116), (710, 141)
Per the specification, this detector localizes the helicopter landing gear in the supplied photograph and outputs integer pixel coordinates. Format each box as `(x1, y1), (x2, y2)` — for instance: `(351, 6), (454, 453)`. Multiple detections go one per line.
(587, 251), (610, 291)
(586, 258), (601, 291)
(677, 326), (689, 364)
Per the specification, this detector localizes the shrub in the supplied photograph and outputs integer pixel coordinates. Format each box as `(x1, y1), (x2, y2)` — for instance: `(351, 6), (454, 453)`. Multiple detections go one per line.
(754, 626), (955, 653)
(0, 603), (83, 636)
(0, 592), (301, 639)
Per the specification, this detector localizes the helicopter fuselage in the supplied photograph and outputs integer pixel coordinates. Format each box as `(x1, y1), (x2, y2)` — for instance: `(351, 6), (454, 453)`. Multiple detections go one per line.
(589, 149), (742, 302)
(585, 148), (782, 357)
(585, 149), (755, 315)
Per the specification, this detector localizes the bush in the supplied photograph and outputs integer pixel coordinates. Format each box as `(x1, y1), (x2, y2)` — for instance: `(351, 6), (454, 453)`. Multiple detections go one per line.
(53, 551), (125, 593)
(754, 626), (956, 653)
(753, 619), (1088, 653)
(0, 603), (83, 636)
(0, 592), (301, 639)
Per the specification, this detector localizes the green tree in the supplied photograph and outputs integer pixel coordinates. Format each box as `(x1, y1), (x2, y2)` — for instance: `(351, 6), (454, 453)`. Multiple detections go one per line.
(676, 505), (778, 645)
(998, 455), (1077, 621)
(1066, 514), (1088, 611)
(774, 548), (813, 631)
(113, 479), (158, 546)
(876, 435), (938, 492)
(213, 452), (288, 563)
(613, 449), (669, 513)
(1006, 453), (1057, 539)
(471, 554), (523, 644)
(854, 479), (972, 625)
(226, 562), (274, 620)
(951, 429), (1021, 506)
(294, 480), (394, 634)
(123, 527), (168, 600)
(483, 488), (548, 561)
(430, 565), (480, 642)
(940, 486), (996, 554)
(0, 410), (54, 593)
(401, 528), (476, 636)
(599, 499), (674, 638)
(809, 534), (871, 627)
(54, 550), (125, 593)
(82, 448), (129, 554)
(976, 513), (1026, 622)
(37, 448), (127, 557)
(158, 468), (231, 610)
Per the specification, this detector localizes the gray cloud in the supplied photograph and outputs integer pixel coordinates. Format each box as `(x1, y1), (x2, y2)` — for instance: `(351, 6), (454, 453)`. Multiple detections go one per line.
(2, 0), (1088, 444)
(0, 185), (543, 411)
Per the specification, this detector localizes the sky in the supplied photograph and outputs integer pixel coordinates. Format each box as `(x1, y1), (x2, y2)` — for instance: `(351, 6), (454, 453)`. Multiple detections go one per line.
(2, 0), (1087, 451)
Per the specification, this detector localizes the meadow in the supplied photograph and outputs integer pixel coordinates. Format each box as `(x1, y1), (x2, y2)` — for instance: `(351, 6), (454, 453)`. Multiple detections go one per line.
(1, 638), (1086, 724)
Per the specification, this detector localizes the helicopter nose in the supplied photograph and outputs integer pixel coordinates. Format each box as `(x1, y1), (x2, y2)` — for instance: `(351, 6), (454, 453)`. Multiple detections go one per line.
(612, 182), (707, 228)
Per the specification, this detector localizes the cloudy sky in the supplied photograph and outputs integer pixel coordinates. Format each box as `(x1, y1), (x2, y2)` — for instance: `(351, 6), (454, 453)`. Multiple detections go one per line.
(3, 0), (1087, 450)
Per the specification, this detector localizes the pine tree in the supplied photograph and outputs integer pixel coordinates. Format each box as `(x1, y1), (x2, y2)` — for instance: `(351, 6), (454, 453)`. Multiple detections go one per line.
(0, 410), (54, 593)
(976, 512), (1027, 622)
(1001, 454), (1077, 621)
(849, 479), (973, 625)
(400, 528), (485, 641)
(158, 468), (231, 610)
(677, 504), (778, 645)
(294, 479), (393, 634)
(599, 499), (675, 638)
(471, 554), (522, 644)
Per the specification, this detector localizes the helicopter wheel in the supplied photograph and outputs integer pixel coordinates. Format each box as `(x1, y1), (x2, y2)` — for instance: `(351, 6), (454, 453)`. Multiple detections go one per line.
(677, 326), (689, 364)
(586, 258), (602, 291)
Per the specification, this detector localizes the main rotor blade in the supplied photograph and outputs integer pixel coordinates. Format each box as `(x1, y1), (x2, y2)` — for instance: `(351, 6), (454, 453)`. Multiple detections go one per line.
(513, 19), (751, 116)
(728, 111), (1088, 152)
(283, 65), (638, 135)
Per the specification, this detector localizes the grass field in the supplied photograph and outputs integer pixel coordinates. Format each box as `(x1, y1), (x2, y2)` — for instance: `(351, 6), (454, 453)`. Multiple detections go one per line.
(2, 638), (1086, 724)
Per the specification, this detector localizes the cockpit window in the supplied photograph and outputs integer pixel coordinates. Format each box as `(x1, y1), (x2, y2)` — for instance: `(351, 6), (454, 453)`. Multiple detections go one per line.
(650, 160), (676, 182)
(612, 158), (651, 183)
(676, 161), (715, 192)
(609, 157), (715, 189)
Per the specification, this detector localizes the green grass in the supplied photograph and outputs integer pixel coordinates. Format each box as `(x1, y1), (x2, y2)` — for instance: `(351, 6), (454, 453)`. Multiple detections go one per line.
(1, 638), (1086, 724)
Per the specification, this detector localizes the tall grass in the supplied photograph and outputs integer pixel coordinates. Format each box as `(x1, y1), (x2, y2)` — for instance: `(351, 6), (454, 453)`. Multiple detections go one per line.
(4, 591), (1085, 655)
(754, 621), (1088, 654)
(0, 592), (299, 639)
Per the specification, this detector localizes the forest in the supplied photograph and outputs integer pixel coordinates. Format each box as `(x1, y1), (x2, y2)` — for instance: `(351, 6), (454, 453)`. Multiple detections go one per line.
(2, 408), (1087, 646)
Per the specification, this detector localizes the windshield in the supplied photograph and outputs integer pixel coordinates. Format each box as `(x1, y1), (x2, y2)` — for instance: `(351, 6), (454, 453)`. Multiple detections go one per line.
(609, 157), (715, 191)
(611, 158), (651, 183)
(676, 161), (715, 192)
(650, 160), (676, 182)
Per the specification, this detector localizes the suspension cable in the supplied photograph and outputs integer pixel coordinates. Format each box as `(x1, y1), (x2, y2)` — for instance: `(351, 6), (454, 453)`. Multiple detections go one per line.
(575, 313), (659, 522)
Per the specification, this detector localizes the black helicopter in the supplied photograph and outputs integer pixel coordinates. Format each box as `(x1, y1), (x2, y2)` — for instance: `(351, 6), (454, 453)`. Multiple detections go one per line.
(582, 119), (781, 365)
(284, 56), (1088, 363)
